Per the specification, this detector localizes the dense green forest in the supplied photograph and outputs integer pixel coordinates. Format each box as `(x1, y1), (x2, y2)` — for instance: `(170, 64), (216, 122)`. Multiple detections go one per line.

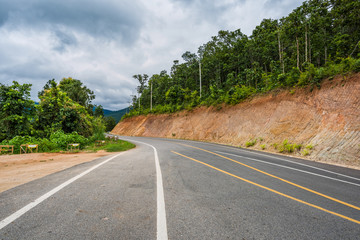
(0, 78), (117, 153)
(125, 0), (360, 118)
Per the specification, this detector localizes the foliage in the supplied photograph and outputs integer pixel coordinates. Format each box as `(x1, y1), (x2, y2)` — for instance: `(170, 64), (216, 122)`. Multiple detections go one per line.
(94, 105), (104, 117)
(85, 139), (135, 152)
(91, 117), (106, 140)
(245, 139), (257, 147)
(36, 79), (93, 138)
(49, 130), (88, 150)
(104, 116), (117, 132)
(126, 0), (360, 118)
(277, 139), (302, 153)
(0, 78), (123, 154)
(0, 81), (36, 141)
(0, 131), (88, 153)
(101, 141), (136, 152)
(306, 144), (314, 150)
(58, 77), (95, 113)
(302, 149), (310, 156)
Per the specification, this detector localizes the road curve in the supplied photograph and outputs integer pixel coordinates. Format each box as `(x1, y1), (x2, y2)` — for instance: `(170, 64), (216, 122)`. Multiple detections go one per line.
(1, 136), (359, 239)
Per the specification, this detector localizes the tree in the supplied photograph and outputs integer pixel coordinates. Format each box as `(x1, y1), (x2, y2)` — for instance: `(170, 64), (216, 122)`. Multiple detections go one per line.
(36, 80), (93, 137)
(0, 81), (35, 141)
(104, 116), (117, 132)
(133, 74), (149, 110)
(94, 105), (104, 117)
(58, 77), (95, 113)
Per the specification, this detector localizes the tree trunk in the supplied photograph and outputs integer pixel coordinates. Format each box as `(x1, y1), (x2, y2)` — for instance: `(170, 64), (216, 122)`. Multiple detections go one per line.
(278, 29), (285, 74)
(305, 25), (308, 63)
(309, 31), (311, 63)
(296, 35), (300, 69)
(325, 46), (327, 64)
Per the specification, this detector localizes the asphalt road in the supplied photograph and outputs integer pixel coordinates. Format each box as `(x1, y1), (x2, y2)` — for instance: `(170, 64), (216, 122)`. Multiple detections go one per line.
(1, 136), (359, 239)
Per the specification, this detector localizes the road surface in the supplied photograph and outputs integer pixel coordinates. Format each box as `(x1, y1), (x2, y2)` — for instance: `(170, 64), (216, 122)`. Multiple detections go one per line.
(1, 136), (359, 239)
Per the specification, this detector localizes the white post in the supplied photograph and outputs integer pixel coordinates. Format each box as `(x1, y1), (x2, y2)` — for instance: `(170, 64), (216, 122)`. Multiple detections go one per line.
(199, 59), (202, 98)
(150, 81), (153, 111)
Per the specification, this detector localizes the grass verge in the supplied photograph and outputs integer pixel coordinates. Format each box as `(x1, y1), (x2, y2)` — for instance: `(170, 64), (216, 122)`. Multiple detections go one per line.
(85, 140), (135, 152)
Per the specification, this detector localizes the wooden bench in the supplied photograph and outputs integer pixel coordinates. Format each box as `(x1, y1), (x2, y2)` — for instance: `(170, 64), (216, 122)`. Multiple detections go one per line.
(95, 140), (106, 146)
(0, 145), (14, 154)
(20, 144), (38, 154)
(67, 143), (80, 152)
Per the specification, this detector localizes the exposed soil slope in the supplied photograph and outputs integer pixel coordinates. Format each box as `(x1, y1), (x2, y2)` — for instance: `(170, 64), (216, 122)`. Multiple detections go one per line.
(112, 74), (360, 168)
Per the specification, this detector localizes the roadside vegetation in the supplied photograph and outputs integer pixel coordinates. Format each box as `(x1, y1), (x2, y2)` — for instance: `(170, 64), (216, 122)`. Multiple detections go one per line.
(244, 137), (314, 157)
(0, 78), (128, 154)
(123, 0), (360, 119)
(85, 139), (135, 153)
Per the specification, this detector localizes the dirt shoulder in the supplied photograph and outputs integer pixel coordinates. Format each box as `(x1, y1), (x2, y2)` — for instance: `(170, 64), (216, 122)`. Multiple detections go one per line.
(0, 151), (115, 193)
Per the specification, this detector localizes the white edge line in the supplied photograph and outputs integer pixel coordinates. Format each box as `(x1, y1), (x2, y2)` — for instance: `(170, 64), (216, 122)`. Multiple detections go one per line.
(160, 138), (360, 182)
(233, 148), (360, 181)
(119, 138), (168, 240)
(0, 152), (125, 231)
(215, 151), (360, 187)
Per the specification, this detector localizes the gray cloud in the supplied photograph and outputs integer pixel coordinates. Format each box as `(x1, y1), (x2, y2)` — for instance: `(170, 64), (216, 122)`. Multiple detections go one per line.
(0, 0), (303, 110)
(0, 0), (144, 46)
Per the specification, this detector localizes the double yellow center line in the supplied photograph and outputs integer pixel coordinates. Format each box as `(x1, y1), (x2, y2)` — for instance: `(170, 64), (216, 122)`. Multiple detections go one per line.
(172, 144), (360, 225)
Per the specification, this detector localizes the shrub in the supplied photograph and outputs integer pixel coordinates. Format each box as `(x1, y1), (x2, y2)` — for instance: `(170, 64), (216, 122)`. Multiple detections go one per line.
(302, 149), (310, 156)
(350, 58), (360, 72)
(277, 140), (302, 154)
(306, 144), (313, 150)
(92, 117), (106, 140)
(1, 136), (37, 154)
(260, 144), (266, 150)
(245, 139), (257, 147)
(285, 67), (301, 86)
(49, 130), (88, 150)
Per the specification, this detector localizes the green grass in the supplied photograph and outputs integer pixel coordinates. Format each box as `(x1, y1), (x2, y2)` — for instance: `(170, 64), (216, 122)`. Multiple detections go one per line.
(86, 140), (135, 152)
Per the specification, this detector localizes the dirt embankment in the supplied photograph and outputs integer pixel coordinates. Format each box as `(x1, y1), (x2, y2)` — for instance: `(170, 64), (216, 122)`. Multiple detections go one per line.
(112, 74), (360, 168)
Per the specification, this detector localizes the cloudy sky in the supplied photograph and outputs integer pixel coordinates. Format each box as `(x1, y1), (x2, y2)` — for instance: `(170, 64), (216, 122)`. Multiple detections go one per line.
(0, 0), (303, 110)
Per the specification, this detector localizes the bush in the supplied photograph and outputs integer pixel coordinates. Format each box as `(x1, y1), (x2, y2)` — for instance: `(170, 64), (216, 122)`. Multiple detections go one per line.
(49, 130), (88, 150)
(1, 136), (37, 154)
(302, 149), (310, 156)
(351, 58), (360, 72)
(245, 139), (257, 147)
(277, 140), (302, 154)
(226, 85), (255, 105)
(285, 68), (301, 86)
(92, 117), (106, 140)
(305, 144), (313, 150)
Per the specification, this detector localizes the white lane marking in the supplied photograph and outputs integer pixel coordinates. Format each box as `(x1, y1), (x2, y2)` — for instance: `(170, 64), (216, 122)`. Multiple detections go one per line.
(215, 147), (360, 182)
(119, 138), (168, 240)
(0, 152), (125, 231)
(215, 151), (360, 187)
(168, 138), (360, 182)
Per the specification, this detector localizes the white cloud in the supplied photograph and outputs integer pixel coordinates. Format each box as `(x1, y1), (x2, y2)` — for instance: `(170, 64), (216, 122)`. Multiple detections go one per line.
(0, 0), (303, 110)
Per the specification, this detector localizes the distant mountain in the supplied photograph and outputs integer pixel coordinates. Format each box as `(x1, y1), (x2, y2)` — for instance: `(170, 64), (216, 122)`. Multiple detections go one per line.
(103, 107), (129, 123)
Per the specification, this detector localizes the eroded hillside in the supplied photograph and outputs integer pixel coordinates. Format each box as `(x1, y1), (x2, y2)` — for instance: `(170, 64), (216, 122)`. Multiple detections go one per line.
(112, 74), (360, 168)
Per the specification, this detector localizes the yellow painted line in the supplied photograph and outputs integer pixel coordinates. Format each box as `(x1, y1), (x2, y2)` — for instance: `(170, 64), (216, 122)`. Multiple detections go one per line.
(179, 143), (360, 211)
(172, 151), (360, 225)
